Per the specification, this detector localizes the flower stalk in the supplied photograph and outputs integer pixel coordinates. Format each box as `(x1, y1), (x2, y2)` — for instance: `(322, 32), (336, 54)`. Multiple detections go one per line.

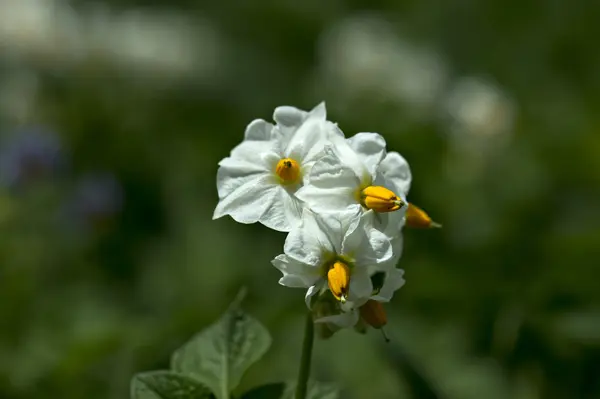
(295, 312), (315, 399)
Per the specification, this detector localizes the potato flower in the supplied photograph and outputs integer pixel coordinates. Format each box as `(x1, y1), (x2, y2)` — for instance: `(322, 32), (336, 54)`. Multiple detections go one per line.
(296, 132), (412, 239)
(271, 207), (393, 311)
(213, 103), (342, 232)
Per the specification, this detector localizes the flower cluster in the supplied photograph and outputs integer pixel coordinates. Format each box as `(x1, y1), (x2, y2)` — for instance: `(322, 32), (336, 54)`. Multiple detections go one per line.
(213, 103), (438, 337)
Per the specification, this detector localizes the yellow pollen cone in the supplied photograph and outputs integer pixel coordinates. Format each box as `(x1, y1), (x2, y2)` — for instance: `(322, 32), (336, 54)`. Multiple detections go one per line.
(405, 203), (442, 229)
(360, 186), (405, 212)
(327, 261), (350, 303)
(275, 158), (300, 183)
(359, 300), (388, 329)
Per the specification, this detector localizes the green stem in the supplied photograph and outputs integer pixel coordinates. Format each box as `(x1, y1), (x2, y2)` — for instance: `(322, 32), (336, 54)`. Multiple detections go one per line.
(295, 312), (314, 399)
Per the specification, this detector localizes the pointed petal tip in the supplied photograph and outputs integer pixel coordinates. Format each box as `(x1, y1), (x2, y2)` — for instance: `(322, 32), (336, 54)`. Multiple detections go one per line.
(211, 209), (224, 220)
(310, 101), (327, 118)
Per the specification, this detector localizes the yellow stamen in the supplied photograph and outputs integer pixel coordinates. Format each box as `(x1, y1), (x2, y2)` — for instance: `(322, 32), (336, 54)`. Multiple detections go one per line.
(327, 261), (350, 303)
(405, 203), (442, 229)
(275, 158), (300, 184)
(360, 186), (405, 212)
(359, 300), (387, 329)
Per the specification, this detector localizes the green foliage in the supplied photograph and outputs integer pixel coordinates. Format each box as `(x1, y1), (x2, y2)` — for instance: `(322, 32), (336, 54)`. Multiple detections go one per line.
(132, 293), (270, 399)
(239, 383), (285, 399)
(132, 293), (338, 399)
(237, 381), (339, 399)
(131, 371), (214, 399)
(170, 292), (271, 399)
(281, 381), (340, 399)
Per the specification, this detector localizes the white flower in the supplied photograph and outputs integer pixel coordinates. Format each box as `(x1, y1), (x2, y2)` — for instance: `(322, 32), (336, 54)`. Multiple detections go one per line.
(296, 132), (412, 238)
(213, 102), (342, 232)
(271, 207), (393, 311)
(314, 231), (406, 328)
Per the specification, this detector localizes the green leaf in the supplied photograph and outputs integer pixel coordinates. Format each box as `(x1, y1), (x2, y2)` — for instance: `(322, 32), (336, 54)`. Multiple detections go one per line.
(171, 290), (272, 399)
(131, 371), (215, 399)
(281, 381), (340, 399)
(240, 382), (286, 399)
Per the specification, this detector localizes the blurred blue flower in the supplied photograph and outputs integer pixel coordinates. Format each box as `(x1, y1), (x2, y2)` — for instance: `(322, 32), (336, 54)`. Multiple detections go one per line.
(0, 127), (64, 188)
(70, 172), (124, 230)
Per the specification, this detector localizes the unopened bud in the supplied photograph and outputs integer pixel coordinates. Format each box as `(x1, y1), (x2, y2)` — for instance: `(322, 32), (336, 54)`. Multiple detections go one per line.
(359, 300), (388, 329)
(360, 186), (405, 213)
(405, 203), (441, 229)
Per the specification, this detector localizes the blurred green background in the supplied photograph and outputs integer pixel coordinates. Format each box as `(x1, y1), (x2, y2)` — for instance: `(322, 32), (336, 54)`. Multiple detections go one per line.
(1, 0), (599, 398)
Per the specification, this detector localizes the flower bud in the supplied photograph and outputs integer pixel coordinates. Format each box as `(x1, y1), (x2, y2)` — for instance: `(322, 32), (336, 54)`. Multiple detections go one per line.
(275, 158), (300, 184)
(360, 186), (405, 213)
(327, 261), (350, 303)
(405, 203), (441, 228)
(359, 300), (387, 329)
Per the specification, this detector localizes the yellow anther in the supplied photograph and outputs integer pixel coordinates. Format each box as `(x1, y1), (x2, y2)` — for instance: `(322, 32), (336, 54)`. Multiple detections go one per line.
(359, 300), (387, 329)
(405, 203), (442, 229)
(360, 186), (405, 212)
(275, 158), (300, 184)
(327, 261), (350, 303)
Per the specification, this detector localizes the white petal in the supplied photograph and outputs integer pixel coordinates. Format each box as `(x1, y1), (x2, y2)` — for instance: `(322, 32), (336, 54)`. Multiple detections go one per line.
(273, 102), (327, 129)
(308, 101), (327, 119)
(260, 186), (304, 232)
(244, 119), (274, 141)
(375, 209), (407, 239)
(371, 234), (403, 273)
(355, 228), (393, 270)
(216, 138), (278, 199)
(340, 210), (372, 257)
(371, 268), (405, 302)
(216, 157), (269, 199)
(261, 151), (283, 170)
(316, 207), (363, 254)
(283, 208), (334, 266)
(295, 185), (357, 214)
(316, 310), (359, 328)
(272, 106), (310, 149)
(229, 139), (279, 169)
(347, 132), (387, 179)
(376, 151), (412, 196)
(295, 150), (360, 211)
(285, 118), (342, 165)
(284, 208), (361, 264)
(385, 234), (404, 267)
(305, 280), (325, 309)
(342, 210), (394, 272)
(348, 267), (373, 303)
(328, 134), (371, 184)
(273, 106), (308, 128)
(272, 254), (320, 288)
(213, 175), (277, 224)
